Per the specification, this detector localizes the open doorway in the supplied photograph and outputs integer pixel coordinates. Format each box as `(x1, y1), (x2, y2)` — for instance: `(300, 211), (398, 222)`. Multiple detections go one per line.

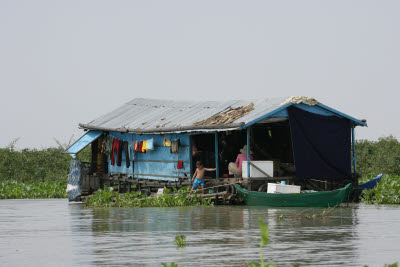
(191, 134), (216, 178)
(190, 120), (295, 179)
(216, 121), (295, 178)
(250, 121), (295, 177)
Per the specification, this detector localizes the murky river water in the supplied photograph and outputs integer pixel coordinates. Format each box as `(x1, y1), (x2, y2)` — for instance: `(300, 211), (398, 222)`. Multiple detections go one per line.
(0, 200), (399, 267)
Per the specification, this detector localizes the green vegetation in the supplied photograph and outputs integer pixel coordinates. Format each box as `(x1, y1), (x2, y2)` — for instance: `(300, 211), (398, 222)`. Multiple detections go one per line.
(364, 263), (398, 267)
(0, 139), (90, 199)
(1, 135), (399, 203)
(356, 136), (400, 176)
(0, 180), (67, 199)
(361, 175), (400, 204)
(246, 217), (276, 267)
(0, 139), (90, 183)
(159, 217), (397, 267)
(289, 206), (339, 221)
(355, 136), (400, 205)
(174, 235), (187, 248)
(86, 186), (213, 208)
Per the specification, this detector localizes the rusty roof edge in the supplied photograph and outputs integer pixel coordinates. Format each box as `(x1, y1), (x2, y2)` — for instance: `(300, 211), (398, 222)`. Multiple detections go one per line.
(78, 122), (244, 134)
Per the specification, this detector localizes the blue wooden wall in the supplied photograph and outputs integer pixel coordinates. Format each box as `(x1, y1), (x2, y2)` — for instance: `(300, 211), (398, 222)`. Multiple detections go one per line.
(108, 132), (190, 182)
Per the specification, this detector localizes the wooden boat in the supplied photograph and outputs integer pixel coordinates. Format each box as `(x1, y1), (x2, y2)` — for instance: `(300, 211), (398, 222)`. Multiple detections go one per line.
(235, 183), (353, 207)
(359, 174), (382, 190)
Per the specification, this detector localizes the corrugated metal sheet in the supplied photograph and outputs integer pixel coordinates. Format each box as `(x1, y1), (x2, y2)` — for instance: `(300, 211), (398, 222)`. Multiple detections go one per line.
(79, 97), (367, 133)
(81, 97), (289, 133)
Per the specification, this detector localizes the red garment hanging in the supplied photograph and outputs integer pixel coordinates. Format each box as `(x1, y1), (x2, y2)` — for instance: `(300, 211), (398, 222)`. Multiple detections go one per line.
(177, 161), (183, 169)
(111, 138), (120, 166)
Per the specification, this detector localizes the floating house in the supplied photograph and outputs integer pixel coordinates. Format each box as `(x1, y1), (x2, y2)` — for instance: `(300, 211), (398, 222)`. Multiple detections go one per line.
(65, 96), (366, 200)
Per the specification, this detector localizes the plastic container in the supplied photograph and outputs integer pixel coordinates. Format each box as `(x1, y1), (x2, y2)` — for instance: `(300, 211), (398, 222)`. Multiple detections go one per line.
(267, 183), (300, 194)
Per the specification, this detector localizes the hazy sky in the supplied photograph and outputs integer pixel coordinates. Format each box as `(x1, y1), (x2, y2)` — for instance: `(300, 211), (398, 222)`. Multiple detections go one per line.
(0, 0), (399, 149)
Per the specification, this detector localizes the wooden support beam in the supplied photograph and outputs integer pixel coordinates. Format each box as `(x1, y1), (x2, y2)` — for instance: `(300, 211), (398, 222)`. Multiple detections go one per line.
(133, 160), (189, 163)
(246, 127), (250, 178)
(244, 176), (295, 181)
(133, 173), (186, 179)
(154, 145), (189, 148)
(215, 132), (219, 179)
(189, 136), (193, 178)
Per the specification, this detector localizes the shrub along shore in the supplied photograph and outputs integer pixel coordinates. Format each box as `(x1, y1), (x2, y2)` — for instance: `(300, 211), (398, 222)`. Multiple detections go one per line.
(0, 136), (399, 204)
(360, 174), (400, 204)
(86, 186), (213, 207)
(0, 180), (67, 199)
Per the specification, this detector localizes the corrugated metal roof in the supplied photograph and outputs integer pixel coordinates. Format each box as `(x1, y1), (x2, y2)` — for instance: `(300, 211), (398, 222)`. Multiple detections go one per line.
(79, 97), (366, 133)
(80, 97), (288, 133)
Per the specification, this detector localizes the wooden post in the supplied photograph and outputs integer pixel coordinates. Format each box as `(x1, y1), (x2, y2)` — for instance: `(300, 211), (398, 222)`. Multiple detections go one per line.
(352, 127), (357, 172)
(215, 132), (219, 179)
(246, 127), (250, 178)
(189, 136), (193, 181)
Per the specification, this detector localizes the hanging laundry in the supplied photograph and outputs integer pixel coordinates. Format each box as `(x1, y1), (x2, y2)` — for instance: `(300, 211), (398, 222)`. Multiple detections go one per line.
(139, 141), (143, 153)
(170, 139), (180, 154)
(142, 140), (147, 153)
(129, 142), (135, 161)
(146, 138), (154, 150)
(134, 141), (139, 151)
(138, 141), (147, 153)
(101, 139), (106, 154)
(123, 141), (130, 168)
(117, 139), (123, 166)
(111, 138), (119, 166)
(105, 135), (113, 155)
(163, 138), (171, 147)
(177, 161), (183, 169)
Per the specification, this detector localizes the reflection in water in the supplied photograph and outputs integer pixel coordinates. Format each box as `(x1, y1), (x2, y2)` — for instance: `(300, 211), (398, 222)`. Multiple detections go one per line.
(74, 205), (361, 266)
(1, 200), (399, 267)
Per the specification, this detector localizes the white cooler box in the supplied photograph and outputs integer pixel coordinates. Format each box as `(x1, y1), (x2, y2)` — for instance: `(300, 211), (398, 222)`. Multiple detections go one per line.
(242, 161), (273, 178)
(267, 183), (301, 194)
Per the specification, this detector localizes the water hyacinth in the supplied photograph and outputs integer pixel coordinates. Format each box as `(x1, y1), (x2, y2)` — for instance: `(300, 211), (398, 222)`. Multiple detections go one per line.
(86, 186), (214, 208)
(361, 175), (400, 204)
(0, 180), (67, 199)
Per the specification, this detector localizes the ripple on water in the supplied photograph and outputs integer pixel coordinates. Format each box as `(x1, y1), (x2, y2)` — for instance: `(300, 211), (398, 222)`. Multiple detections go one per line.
(0, 200), (399, 266)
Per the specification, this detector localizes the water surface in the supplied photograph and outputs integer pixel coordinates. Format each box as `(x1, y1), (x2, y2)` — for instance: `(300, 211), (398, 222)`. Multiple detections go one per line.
(0, 199), (399, 266)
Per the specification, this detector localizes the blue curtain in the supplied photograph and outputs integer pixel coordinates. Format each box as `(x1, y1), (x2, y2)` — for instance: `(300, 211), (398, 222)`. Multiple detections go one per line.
(288, 106), (352, 180)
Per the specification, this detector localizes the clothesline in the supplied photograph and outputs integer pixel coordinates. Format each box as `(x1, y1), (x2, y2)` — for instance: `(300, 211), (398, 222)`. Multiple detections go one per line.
(101, 134), (183, 168)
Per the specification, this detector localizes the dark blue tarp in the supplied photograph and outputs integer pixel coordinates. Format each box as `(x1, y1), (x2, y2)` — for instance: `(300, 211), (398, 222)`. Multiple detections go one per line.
(288, 106), (352, 180)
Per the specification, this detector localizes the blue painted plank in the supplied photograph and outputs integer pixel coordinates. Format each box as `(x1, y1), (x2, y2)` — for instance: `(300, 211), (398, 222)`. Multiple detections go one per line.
(271, 103), (337, 117)
(317, 103), (367, 126)
(65, 130), (102, 154)
(108, 132), (190, 181)
(242, 102), (367, 129)
(241, 103), (292, 129)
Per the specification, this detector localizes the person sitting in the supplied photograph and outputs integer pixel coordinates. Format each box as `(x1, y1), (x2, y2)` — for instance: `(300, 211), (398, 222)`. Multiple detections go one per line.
(228, 145), (253, 177)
